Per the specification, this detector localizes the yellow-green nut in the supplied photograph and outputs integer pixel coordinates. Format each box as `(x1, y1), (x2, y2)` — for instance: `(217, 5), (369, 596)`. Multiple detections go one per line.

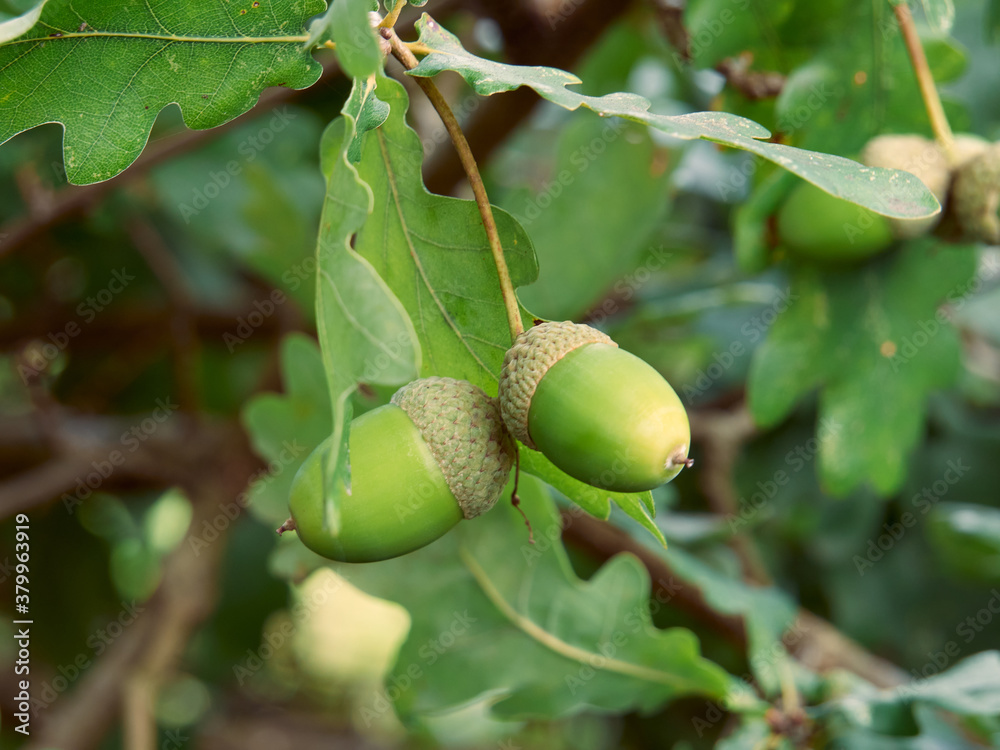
(288, 377), (515, 563)
(777, 178), (894, 261)
(860, 134), (950, 239)
(951, 141), (1000, 244)
(498, 321), (691, 493)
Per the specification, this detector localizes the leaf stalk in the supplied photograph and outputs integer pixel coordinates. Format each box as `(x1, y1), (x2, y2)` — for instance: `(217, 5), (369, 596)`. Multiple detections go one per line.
(893, 2), (956, 163)
(384, 28), (524, 341)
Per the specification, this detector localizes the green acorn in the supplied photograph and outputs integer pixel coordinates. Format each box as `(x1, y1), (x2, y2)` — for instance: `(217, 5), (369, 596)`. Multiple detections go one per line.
(951, 141), (1000, 244)
(777, 178), (895, 261)
(777, 135), (953, 261)
(498, 321), (691, 493)
(287, 377), (514, 563)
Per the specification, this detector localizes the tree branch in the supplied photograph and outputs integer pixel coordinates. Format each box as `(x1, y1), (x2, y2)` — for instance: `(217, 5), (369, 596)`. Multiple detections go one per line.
(24, 420), (256, 750)
(561, 508), (908, 690)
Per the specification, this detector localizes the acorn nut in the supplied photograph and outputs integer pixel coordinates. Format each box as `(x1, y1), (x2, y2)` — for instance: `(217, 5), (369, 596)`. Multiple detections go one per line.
(860, 134), (949, 239)
(288, 377), (515, 563)
(777, 178), (895, 261)
(777, 134), (953, 261)
(498, 321), (691, 493)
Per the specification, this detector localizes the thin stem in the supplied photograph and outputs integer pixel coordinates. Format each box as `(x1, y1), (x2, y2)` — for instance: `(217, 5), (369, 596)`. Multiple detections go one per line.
(459, 547), (704, 689)
(379, 0), (408, 29)
(385, 29), (524, 341)
(509, 446), (534, 543)
(405, 41), (434, 56)
(893, 2), (956, 162)
(320, 39), (432, 55)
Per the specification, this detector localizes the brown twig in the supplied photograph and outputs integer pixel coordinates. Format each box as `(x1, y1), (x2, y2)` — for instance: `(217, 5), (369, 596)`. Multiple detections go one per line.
(561, 508), (908, 689)
(0, 53), (343, 260)
(893, 2), (955, 162)
(385, 27), (524, 341)
(715, 54), (786, 101)
(125, 219), (201, 412)
(0, 408), (208, 520)
(23, 420), (254, 750)
(649, 0), (691, 62)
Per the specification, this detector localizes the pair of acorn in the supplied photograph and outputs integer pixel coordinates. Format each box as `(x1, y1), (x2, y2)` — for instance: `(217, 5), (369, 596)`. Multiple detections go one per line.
(778, 133), (1000, 260)
(287, 322), (691, 562)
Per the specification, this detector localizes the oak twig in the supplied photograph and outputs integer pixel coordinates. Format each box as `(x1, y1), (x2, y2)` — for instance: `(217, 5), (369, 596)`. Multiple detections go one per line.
(893, 2), (955, 162)
(385, 28), (524, 341)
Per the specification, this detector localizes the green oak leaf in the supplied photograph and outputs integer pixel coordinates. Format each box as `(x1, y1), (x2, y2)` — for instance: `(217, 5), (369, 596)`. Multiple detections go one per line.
(306, 0), (381, 79)
(342, 74), (388, 163)
(519, 448), (664, 547)
(927, 503), (1000, 582)
(310, 79), (420, 528)
(665, 546), (799, 694)
(347, 73), (661, 541)
(497, 116), (675, 321)
(349, 72), (537, 394)
(241, 334), (331, 526)
(334, 475), (741, 720)
(0, 1), (45, 43)
(407, 14), (939, 220)
(0, 0), (324, 184)
(747, 240), (979, 496)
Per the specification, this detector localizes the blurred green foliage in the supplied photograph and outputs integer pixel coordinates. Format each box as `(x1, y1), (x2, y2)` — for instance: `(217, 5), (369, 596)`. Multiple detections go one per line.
(1, 1), (1000, 749)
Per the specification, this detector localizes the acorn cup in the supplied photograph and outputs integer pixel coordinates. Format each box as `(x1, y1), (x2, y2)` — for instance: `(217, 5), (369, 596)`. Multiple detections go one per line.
(287, 377), (515, 563)
(951, 140), (1000, 244)
(498, 321), (691, 493)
